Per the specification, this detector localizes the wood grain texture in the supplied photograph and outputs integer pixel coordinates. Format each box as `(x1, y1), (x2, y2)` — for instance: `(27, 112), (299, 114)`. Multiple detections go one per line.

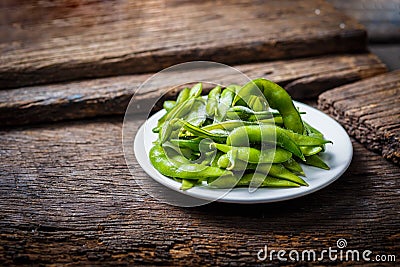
(318, 70), (400, 165)
(0, 53), (386, 127)
(0, 115), (399, 265)
(0, 0), (367, 89)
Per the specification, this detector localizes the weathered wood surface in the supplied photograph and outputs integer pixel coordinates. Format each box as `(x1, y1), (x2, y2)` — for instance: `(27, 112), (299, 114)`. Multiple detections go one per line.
(318, 70), (400, 165)
(0, 0), (367, 89)
(0, 53), (386, 127)
(0, 113), (399, 265)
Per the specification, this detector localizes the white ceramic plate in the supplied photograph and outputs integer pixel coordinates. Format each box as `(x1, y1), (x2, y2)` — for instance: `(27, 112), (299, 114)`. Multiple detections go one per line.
(134, 101), (352, 204)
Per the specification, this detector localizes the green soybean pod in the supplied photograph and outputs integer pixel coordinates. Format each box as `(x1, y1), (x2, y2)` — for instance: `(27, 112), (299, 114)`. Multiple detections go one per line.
(214, 85), (236, 122)
(202, 120), (256, 132)
(156, 88), (190, 130)
(218, 158), (307, 186)
(300, 146), (323, 156)
(261, 164), (308, 186)
(282, 158), (305, 176)
(176, 88), (190, 104)
(217, 153), (230, 169)
(149, 145), (232, 180)
(214, 143), (292, 164)
(189, 83), (203, 98)
(170, 138), (201, 152)
(159, 98), (196, 142)
(178, 119), (228, 143)
(181, 179), (198, 190)
(206, 85), (221, 117)
(208, 173), (300, 188)
(282, 128), (331, 146)
(217, 152), (250, 171)
(233, 78), (304, 133)
(226, 106), (272, 121)
(237, 173), (301, 188)
(163, 100), (176, 112)
(304, 154), (330, 170)
(226, 125), (305, 161)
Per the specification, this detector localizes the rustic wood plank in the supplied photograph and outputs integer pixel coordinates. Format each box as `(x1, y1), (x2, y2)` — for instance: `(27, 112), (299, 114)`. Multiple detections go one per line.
(0, 116), (399, 265)
(0, 0), (367, 89)
(318, 70), (400, 165)
(0, 53), (386, 127)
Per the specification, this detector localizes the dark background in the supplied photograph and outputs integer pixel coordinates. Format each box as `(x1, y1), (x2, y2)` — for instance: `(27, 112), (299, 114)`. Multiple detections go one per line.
(329, 0), (400, 70)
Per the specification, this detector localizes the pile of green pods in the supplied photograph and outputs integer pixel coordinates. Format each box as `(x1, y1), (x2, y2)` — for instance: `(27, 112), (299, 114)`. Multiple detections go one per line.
(150, 78), (332, 190)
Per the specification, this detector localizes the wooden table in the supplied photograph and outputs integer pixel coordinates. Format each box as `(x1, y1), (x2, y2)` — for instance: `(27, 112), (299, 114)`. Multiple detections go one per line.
(1, 0), (398, 265)
(1, 115), (399, 265)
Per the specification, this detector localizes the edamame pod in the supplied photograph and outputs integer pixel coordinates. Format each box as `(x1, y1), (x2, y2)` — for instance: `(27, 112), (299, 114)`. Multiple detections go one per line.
(155, 87), (190, 131)
(150, 145), (231, 179)
(226, 106), (273, 121)
(233, 78), (304, 133)
(202, 120), (257, 132)
(209, 173), (300, 188)
(206, 86), (221, 117)
(181, 179), (197, 190)
(282, 158), (305, 176)
(178, 119), (227, 143)
(264, 164), (308, 186)
(300, 146), (322, 156)
(216, 156), (307, 186)
(282, 128), (331, 146)
(159, 98), (196, 142)
(185, 97), (207, 126)
(214, 85), (236, 122)
(189, 83), (202, 98)
(163, 100), (176, 112)
(226, 125), (305, 160)
(214, 143), (292, 163)
(237, 173), (301, 188)
(171, 138), (202, 152)
(176, 88), (190, 104)
(304, 154), (330, 170)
